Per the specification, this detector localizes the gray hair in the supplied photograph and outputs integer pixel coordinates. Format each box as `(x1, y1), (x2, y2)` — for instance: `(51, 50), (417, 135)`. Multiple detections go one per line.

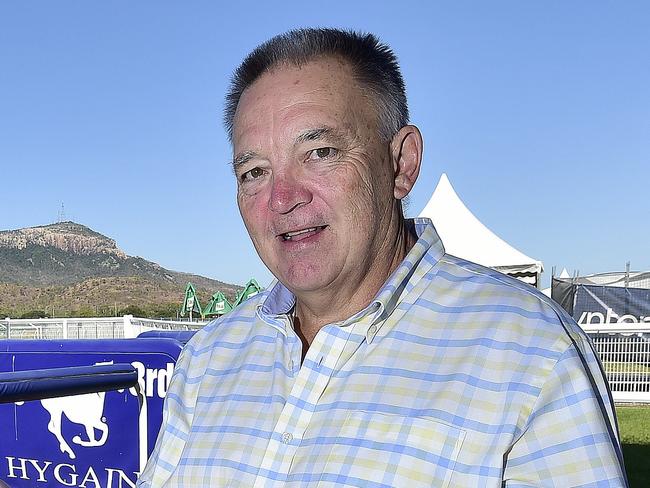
(224, 28), (409, 143)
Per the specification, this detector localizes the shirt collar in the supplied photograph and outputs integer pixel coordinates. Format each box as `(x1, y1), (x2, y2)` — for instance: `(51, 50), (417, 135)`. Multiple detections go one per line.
(260, 280), (295, 316)
(366, 218), (444, 341)
(257, 218), (445, 341)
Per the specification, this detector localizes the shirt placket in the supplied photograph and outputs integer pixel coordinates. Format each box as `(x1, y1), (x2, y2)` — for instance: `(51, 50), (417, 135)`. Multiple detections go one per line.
(252, 323), (355, 487)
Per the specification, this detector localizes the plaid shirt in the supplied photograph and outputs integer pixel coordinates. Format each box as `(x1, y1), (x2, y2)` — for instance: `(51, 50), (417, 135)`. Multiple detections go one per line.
(138, 219), (627, 487)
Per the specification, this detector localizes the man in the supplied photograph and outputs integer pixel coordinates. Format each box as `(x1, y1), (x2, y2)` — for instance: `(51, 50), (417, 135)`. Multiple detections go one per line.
(138, 29), (627, 487)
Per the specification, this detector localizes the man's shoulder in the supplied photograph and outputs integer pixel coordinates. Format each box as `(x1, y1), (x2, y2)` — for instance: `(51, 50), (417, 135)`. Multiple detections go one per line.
(426, 253), (586, 350)
(182, 289), (270, 359)
(158, 291), (274, 410)
(435, 254), (546, 299)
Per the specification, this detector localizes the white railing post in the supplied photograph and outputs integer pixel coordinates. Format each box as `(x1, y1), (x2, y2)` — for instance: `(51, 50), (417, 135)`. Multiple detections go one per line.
(123, 314), (137, 338)
(2, 315), (208, 340)
(586, 329), (650, 403)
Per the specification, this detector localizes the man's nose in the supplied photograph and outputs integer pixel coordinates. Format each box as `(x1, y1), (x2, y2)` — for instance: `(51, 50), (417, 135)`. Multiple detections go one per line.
(268, 171), (312, 214)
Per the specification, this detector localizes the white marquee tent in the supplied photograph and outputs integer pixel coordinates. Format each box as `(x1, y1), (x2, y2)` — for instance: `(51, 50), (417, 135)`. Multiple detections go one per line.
(418, 173), (544, 288)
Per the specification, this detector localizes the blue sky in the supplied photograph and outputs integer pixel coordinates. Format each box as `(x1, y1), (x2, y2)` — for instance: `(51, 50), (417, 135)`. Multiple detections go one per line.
(1, 1), (648, 289)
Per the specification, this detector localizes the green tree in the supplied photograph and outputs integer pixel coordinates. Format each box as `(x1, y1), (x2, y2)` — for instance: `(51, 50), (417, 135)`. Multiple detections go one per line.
(76, 307), (96, 318)
(20, 310), (50, 319)
(119, 305), (146, 317)
(149, 303), (179, 319)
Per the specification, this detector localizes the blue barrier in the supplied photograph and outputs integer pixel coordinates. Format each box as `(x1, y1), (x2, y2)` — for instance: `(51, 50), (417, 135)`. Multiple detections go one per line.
(0, 364), (138, 404)
(137, 329), (196, 343)
(0, 338), (184, 487)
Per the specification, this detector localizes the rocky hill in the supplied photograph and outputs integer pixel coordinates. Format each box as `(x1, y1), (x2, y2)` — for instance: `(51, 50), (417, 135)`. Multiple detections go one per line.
(0, 222), (241, 317)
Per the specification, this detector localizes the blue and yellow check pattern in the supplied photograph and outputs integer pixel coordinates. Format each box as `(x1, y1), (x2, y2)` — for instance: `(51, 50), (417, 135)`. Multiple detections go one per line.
(138, 219), (627, 487)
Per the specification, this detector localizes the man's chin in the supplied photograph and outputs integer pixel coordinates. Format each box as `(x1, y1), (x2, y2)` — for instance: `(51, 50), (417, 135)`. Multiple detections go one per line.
(275, 267), (331, 296)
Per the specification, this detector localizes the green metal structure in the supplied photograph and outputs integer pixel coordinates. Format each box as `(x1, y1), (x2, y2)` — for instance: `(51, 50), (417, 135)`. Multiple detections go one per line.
(180, 282), (202, 319)
(180, 279), (263, 321)
(232, 278), (262, 308)
(203, 291), (233, 317)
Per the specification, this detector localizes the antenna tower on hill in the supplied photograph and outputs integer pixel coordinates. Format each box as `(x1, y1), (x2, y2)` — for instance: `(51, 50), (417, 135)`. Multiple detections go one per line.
(57, 202), (66, 223)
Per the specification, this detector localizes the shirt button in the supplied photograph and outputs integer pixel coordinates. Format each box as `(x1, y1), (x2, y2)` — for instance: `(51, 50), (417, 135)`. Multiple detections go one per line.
(281, 432), (293, 444)
(368, 325), (377, 335)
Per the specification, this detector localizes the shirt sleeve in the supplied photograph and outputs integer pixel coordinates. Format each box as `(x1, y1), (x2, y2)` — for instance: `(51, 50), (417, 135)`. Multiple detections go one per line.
(503, 339), (628, 487)
(136, 346), (196, 487)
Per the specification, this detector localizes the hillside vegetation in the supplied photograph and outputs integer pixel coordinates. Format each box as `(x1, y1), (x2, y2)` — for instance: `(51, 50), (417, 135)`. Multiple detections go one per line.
(0, 222), (241, 318)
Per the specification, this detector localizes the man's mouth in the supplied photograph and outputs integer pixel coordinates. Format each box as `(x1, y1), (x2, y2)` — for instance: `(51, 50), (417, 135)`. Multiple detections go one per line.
(280, 225), (327, 241)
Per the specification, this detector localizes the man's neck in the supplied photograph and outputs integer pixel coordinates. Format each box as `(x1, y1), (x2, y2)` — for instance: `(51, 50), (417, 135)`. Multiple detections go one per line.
(292, 220), (417, 347)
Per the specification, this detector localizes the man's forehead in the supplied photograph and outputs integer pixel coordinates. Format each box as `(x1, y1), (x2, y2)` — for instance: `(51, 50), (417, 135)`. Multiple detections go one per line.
(263, 56), (356, 84)
(232, 60), (368, 147)
(234, 58), (358, 116)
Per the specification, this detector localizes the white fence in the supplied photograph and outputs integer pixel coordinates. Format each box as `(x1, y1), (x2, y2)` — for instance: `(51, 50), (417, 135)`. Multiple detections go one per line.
(0, 315), (208, 340)
(580, 322), (650, 403)
(1, 316), (649, 403)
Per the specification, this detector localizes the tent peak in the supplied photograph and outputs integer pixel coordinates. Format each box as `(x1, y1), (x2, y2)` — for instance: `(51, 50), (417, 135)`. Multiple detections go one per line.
(419, 173), (543, 286)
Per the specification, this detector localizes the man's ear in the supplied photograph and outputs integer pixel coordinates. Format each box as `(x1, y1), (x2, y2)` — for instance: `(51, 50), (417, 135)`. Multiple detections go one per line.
(391, 125), (423, 200)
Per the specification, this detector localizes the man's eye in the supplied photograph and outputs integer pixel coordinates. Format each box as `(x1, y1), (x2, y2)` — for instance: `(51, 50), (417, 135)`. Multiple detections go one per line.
(308, 147), (338, 160)
(241, 167), (265, 181)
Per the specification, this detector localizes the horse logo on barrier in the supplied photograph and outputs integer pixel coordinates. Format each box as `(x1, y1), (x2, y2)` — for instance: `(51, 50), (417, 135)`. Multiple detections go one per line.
(11, 358), (165, 477)
(41, 389), (110, 460)
(15, 361), (117, 460)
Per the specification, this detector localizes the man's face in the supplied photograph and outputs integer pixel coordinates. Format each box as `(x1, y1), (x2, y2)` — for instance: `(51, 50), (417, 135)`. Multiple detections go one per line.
(232, 57), (400, 296)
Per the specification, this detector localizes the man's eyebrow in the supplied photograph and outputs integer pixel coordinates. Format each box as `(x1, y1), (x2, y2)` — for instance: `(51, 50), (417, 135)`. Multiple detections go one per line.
(232, 128), (346, 169)
(232, 151), (258, 170)
(295, 127), (345, 145)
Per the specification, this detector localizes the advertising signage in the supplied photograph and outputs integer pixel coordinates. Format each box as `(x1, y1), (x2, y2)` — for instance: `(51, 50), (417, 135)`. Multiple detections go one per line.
(552, 278), (650, 326)
(0, 339), (184, 487)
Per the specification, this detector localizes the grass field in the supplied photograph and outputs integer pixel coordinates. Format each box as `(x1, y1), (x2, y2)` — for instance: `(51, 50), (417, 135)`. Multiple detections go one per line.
(617, 405), (650, 487)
